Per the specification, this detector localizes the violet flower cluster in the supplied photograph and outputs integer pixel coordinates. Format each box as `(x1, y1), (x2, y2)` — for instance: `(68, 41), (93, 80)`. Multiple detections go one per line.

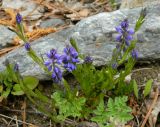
(44, 49), (62, 83)
(44, 45), (79, 83)
(115, 19), (138, 59)
(115, 19), (134, 46)
(84, 56), (93, 64)
(61, 45), (79, 72)
(15, 13), (80, 83)
(112, 19), (138, 69)
(131, 49), (138, 59)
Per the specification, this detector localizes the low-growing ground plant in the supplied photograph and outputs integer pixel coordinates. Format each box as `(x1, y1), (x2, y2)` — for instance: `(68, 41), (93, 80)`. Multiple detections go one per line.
(0, 8), (153, 126)
(0, 61), (39, 102)
(91, 96), (133, 127)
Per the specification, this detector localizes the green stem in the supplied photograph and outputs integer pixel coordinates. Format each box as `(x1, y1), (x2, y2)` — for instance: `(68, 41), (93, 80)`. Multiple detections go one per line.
(26, 93), (57, 122)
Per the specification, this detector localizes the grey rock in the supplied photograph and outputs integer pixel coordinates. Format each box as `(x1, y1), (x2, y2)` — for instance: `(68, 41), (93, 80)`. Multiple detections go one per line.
(0, 5), (160, 80)
(0, 25), (16, 50)
(120, 0), (160, 9)
(2, 0), (42, 20)
(0, 27), (74, 80)
(71, 4), (160, 65)
(115, 0), (122, 4)
(40, 18), (65, 28)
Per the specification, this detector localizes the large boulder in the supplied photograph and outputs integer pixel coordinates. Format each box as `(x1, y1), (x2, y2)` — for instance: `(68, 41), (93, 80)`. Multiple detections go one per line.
(120, 0), (160, 9)
(71, 4), (160, 65)
(0, 4), (160, 80)
(0, 25), (16, 50)
(2, 0), (42, 20)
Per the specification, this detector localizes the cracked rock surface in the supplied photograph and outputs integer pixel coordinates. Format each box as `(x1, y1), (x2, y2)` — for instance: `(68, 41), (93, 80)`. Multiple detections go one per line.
(0, 4), (160, 80)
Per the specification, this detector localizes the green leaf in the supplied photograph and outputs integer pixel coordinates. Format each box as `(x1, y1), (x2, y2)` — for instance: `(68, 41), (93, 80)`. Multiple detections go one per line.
(133, 80), (138, 99)
(107, 96), (133, 123)
(0, 72), (4, 82)
(12, 76), (39, 96)
(63, 79), (72, 99)
(0, 85), (3, 93)
(34, 89), (49, 103)
(70, 38), (80, 53)
(135, 8), (146, 32)
(1, 87), (11, 98)
(4, 80), (12, 88)
(52, 91), (86, 122)
(12, 84), (24, 95)
(5, 63), (17, 82)
(23, 76), (39, 90)
(92, 96), (133, 127)
(144, 79), (153, 97)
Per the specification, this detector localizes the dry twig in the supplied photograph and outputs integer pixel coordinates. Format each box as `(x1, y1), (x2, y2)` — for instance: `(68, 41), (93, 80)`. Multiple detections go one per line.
(141, 87), (159, 127)
(0, 45), (21, 56)
(15, 116), (19, 127)
(0, 8), (16, 27)
(132, 68), (153, 73)
(21, 99), (27, 127)
(13, 28), (56, 45)
(0, 113), (34, 126)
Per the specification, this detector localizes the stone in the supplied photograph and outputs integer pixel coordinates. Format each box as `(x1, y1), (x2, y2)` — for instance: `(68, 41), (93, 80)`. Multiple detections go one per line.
(115, 0), (122, 5)
(0, 27), (74, 80)
(40, 18), (65, 28)
(0, 25), (16, 50)
(2, 0), (42, 20)
(0, 4), (160, 80)
(120, 0), (160, 9)
(71, 4), (160, 65)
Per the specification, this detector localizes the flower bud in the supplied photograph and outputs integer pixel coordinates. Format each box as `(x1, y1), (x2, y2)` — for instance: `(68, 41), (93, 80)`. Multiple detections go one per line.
(16, 13), (22, 24)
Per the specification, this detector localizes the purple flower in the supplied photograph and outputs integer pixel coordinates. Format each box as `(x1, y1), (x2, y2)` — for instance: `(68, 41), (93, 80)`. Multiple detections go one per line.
(16, 13), (22, 24)
(62, 45), (79, 72)
(24, 42), (31, 51)
(115, 19), (139, 61)
(127, 28), (134, 34)
(131, 49), (138, 59)
(116, 34), (122, 42)
(52, 66), (62, 83)
(44, 49), (62, 71)
(121, 19), (129, 28)
(115, 19), (134, 47)
(115, 26), (123, 33)
(84, 56), (93, 64)
(46, 49), (59, 60)
(112, 63), (117, 69)
(44, 49), (63, 82)
(64, 63), (76, 72)
(125, 40), (130, 46)
(14, 63), (19, 72)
